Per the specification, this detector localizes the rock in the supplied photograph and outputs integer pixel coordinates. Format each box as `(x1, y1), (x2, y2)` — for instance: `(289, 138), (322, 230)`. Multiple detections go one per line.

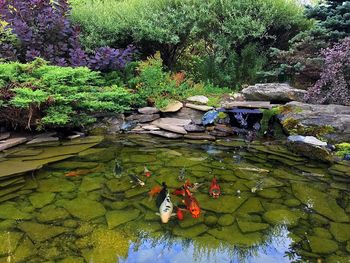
(287, 135), (331, 162)
(184, 124), (205, 132)
(217, 214), (235, 226)
(292, 183), (349, 222)
(0, 132), (10, 140)
(79, 177), (104, 192)
(126, 114), (160, 123)
(196, 194), (247, 213)
(138, 107), (159, 115)
(62, 198), (106, 221)
(29, 192), (56, 208)
(178, 216), (204, 228)
(284, 199), (301, 207)
(18, 222), (68, 242)
(263, 209), (300, 227)
(0, 219), (15, 230)
(347, 241), (350, 253)
(237, 198), (264, 214)
(152, 117), (191, 126)
(0, 231), (23, 256)
(0, 137), (27, 151)
(237, 220), (269, 233)
(12, 237), (36, 262)
(160, 100), (183, 113)
(75, 223), (94, 237)
(164, 107), (204, 125)
(186, 103), (213, 112)
(223, 101), (272, 109)
(38, 178), (75, 193)
(63, 219), (78, 228)
(279, 101), (350, 143)
(37, 206), (69, 223)
(241, 83), (307, 102)
(257, 188), (281, 199)
(172, 224), (208, 238)
(59, 256), (85, 263)
(187, 95), (209, 104)
(327, 255), (350, 263)
(50, 161), (98, 170)
(87, 114), (124, 134)
(202, 110), (219, 125)
(153, 123), (187, 134)
(149, 130), (183, 139)
(208, 224), (262, 246)
(184, 133), (216, 140)
(204, 215), (218, 226)
(26, 136), (59, 145)
(124, 187), (149, 198)
(329, 222), (350, 242)
(308, 236), (338, 254)
(141, 124), (160, 131)
(105, 179), (131, 192)
(0, 203), (32, 220)
(313, 227), (332, 239)
(105, 209), (140, 229)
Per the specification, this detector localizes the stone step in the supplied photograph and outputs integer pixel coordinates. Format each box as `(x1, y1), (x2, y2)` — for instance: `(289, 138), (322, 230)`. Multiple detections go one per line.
(0, 138), (27, 151)
(223, 101), (272, 109)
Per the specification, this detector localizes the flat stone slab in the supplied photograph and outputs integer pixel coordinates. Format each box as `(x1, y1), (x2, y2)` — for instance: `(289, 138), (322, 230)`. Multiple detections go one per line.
(187, 95), (209, 104)
(0, 133), (10, 140)
(186, 103), (213, 111)
(126, 114), (160, 123)
(149, 131), (183, 139)
(0, 138), (27, 151)
(223, 101), (272, 109)
(152, 118), (191, 126)
(141, 124), (160, 131)
(184, 124), (206, 132)
(184, 133), (216, 140)
(27, 137), (59, 145)
(154, 123), (187, 134)
(160, 100), (183, 113)
(138, 107), (159, 114)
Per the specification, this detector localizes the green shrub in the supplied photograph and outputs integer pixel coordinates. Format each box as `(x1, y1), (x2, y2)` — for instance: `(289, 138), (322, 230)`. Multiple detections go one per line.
(335, 143), (350, 159)
(0, 59), (136, 129)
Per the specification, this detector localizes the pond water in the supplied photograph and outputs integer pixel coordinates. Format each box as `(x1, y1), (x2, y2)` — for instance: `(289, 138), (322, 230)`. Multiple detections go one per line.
(0, 135), (349, 263)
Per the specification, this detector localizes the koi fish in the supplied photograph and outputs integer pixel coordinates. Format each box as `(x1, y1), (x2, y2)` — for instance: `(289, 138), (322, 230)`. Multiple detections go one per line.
(114, 159), (122, 178)
(176, 207), (184, 221)
(172, 187), (185, 196)
(148, 185), (161, 200)
(144, 165), (151, 177)
(178, 168), (186, 181)
(156, 182), (175, 223)
(128, 174), (145, 187)
(183, 185), (201, 218)
(65, 164), (102, 177)
(209, 176), (221, 198)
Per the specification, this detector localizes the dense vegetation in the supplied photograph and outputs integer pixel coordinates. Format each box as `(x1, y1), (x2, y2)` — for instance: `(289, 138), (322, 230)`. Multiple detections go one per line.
(0, 0), (349, 130)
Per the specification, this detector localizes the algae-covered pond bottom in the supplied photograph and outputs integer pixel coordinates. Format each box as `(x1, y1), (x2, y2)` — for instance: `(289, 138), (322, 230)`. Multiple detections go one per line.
(0, 135), (349, 263)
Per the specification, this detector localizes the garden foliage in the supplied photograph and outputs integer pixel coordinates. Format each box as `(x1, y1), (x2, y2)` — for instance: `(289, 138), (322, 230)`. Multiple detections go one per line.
(0, 59), (136, 129)
(0, 0), (135, 71)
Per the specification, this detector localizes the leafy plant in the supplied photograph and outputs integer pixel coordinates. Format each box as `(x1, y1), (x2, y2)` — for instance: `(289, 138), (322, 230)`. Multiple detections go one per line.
(0, 0), (135, 71)
(335, 142), (350, 158)
(305, 37), (350, 106)
(0, 59), (137, 129)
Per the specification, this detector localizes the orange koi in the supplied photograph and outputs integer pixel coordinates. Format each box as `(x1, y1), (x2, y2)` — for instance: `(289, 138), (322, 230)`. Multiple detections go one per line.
(183, 184), (201, 218)
(64, 164), (103, 177)
(148, 185), (161, 200)
(176, 207), (185, 221)
(209, 176), (221, 199)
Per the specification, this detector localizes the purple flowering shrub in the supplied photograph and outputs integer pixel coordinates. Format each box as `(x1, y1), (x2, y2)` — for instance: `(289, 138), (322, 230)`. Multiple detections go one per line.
(305, 37), (350, 106)
(0, 0), (134, 71)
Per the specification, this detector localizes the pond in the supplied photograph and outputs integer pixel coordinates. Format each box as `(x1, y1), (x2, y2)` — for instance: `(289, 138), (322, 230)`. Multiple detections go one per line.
(0, 135), (349, 263)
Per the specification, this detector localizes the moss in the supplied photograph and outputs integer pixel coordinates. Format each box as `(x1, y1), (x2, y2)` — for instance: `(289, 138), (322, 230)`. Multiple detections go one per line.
(335, 142), (350, 158)
(260, 107), (280, 134)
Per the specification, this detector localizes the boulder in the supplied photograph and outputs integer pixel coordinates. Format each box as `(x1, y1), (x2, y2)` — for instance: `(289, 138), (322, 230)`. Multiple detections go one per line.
(241, 83), (307, 102)
(186, 103), (213, 112)
(287, 135), (331, 162)
(279, 101), (350, 143)
(184, 124), (205, 132)
(160, 100), (183, 113)
(87, 114), (124, 135)
(223, 101), (272, 109)
(138, 107), (159, 114)
(125, 114), (160, 123)
(164, 106), (204, 125)
(187, 95), (209, 104)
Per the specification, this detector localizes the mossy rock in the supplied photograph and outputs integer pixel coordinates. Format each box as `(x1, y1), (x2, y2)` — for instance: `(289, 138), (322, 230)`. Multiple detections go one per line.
(12, 237), (36, 263)
(29, 192), (55, 208)
(36, 205), (69, 223)
(0, 231), (23, 257)
(18, 222), (69, 242)
(105, 179), (131, 192)
(172, 224), (208, 238)
(196, 194), (247, 213)
(204, 215), (218, 226)
(105, 209), (140, 229)
(193, 234), (222, 250)
(346, 241), (350, 253)
(217, 214), (235, 226)
(313, 227), (332, 239)
(144, 211), (159, 221)
(329, 222), (350, 242)
(257, 188), (281, 199)
(263, 209), (300, 227)
(284, 198), (301, 207)
(165, 156), (202, 167)
(124, 187), (149, 198)
(63, 219), (78, 228)
(208, 224), (262, 247)
(38, 178), (75, 193)
(75, 223), (94, 237)
(50, 161), (99, 170)
(237, 198), (264, 214)
(78, 148), (114, 162)
(309, 213), (330, 226)
(79, 177), (104, 192)
(109, 201), (129, 210)
(308, 236), (338, 254)
(292, 183), (349, 222)
(179, 216), (204, 228)
(237, 220), (269, 233)
(0, 219), (16, 230)
(326, 255), (350, 263)
(62, 198), (106, 221)
(0, 203), (32, 220)
(58, 256), (85, 263)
